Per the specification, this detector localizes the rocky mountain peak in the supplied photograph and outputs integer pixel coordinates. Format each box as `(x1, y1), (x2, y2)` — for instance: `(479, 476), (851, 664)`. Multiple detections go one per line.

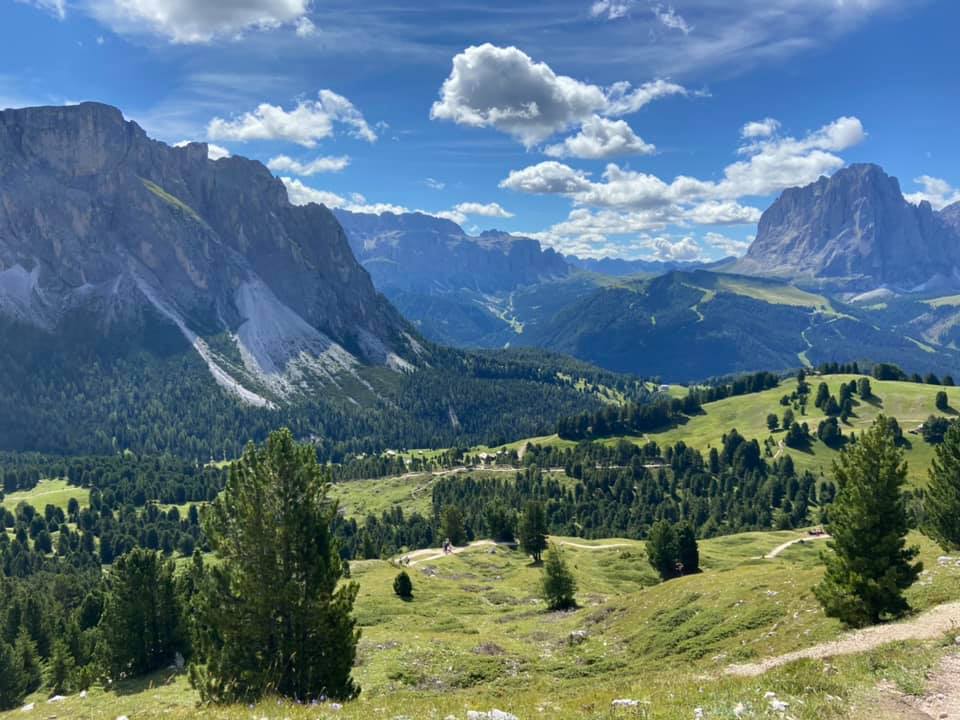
(0, 102), (420, 407)
(740, 163), (960, 291)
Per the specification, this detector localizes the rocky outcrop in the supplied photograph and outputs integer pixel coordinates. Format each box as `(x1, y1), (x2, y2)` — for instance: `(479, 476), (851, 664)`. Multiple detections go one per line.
(334, 209), (569, 293)
(740, 164), (960, 291)
(941, 201), (960, 236)
(0, 102), (420, 406)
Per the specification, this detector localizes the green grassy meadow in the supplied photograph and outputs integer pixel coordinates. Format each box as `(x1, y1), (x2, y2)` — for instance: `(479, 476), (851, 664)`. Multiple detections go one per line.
(6, 529), (959, 719)
(0, 478), (89, 512)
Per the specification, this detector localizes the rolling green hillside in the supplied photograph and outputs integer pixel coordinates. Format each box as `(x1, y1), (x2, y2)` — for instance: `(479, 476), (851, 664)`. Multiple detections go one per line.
(518, 271), (960, 381)
(5, 529), (958, 719)
(496, 374), (958, 486)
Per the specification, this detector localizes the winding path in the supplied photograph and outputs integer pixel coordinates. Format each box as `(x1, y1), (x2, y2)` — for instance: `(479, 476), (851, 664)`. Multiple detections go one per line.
(726, 600), (960, 677)
(764, 533), (830, 559)
(398, 538), (633, 567)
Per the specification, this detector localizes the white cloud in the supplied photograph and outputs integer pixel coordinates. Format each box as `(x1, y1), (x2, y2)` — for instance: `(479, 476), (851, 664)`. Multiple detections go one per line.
(543, 116), (655, 159)
(207, 90), (376, 147)
(430, 44), (686, 146)
(85, 0), (310, 43)
(424, 178), (446, 190)
(652, 4), (692, 34)
(173, 140), (231, 160)
(96, 35), (105, 44)
(741, 118), (780, 139)
(904, 175), (960, 211)
(504, 116), (865, 258)
(704, 231), (752, 257)
(280, 177), (346, 208)
(294, 16), (316, 37)
(504, 116), (866, 211)
(17, 0), (65, 19)
(500, 162), (593, 195)
(641, 235), (702, 261)
(590, 0), (633, 20)
(436, 202), (515, 224)
(267, 154), (350, 175)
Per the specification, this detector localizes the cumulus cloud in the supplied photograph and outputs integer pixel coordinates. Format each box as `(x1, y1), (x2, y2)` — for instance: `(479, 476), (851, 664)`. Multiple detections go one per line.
(652, 4), (692, 34)
(281, 177), (346, 208)
(904, 175), (960, 211)
(86, 0), (311, 43)
(504, 116), (865, 257)
(208, 90), (375, 147)
(430, 44), (686, 146)
(436, 202), (515, 224)
(641, 235), (702, 261)
(741, 118), (780, 139)
(543, 116), (655, 159)
(500, 162), (594, 195)
(504, 116), (865, 210)
(589, 0), (633, 20)
(173, 140), (231, 160)
(267, 154), (350, 175)
(704, 231), (752, 257)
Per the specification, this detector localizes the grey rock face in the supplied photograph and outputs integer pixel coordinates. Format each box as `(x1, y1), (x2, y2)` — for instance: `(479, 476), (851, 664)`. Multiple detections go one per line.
(334, 209), (569, 294)
(0, 102), (418, 405)
(941, 201), (960, 236)
(741, 163), (960, 290)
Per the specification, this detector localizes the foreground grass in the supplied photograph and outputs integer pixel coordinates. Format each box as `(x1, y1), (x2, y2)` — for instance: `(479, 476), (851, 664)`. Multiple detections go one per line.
(8, 530), (959, 719)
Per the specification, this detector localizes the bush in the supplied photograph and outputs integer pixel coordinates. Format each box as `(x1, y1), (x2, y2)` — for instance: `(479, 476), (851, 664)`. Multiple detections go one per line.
(393, 571), (413, 600)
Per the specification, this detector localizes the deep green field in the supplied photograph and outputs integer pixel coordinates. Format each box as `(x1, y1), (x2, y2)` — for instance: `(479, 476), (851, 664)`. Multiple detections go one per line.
(5, 529), (959, 719)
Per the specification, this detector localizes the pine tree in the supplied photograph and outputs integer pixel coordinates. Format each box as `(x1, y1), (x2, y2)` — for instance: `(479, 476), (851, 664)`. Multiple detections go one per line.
(519, 500), (549, 563)
(440, 506), (466, 546)
(99, 548), (182, 677)
(926, 421), (960, 551)
(540, 545), (577, 611)
(189, 428), (360, 703)
(936, 390), (950, 412)
(13, 628), (41, 696)
(0, 640), (26, 711)
(646, 520), (678, 579)
(814, 416), (922, 627)
(44, 638), (75, 695)
(676, 523), (700, 574)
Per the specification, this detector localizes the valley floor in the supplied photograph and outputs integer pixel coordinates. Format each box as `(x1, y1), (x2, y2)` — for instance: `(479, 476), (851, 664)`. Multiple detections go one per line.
(7, 530), (960, 720)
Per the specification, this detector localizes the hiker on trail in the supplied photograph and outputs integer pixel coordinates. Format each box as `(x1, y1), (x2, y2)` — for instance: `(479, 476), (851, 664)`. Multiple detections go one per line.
(444, 538), (452, 554)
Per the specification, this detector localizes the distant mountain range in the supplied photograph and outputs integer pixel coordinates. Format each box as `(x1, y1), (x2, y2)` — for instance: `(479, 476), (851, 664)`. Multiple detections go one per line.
(336, 163), (960, 381)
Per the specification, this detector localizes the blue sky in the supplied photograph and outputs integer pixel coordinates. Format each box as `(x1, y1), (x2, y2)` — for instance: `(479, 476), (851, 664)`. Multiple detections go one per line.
(2, 0), (958, 261)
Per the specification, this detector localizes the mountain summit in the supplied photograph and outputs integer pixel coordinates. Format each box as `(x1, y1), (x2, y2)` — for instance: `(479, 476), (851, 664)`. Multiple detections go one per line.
(0, 102), (420, 408)
(740, 163), (960, 291)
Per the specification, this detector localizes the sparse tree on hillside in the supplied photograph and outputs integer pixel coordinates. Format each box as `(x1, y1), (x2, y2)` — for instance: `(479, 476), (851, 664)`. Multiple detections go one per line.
(646, 520), (678, 579)
(676, 523), (700, 574)
(541, 545), (577, 611)
(926, 421), (960, 551)
(814, 416), (922, 627)
(767, 413), (780, 432)
(44, 638), (75, 695)
(189, 429), (360, 703)
(393, 571), (413, 600)
(936, 390), (950, 412)
(857, 377), (872, 399)
(519, 500), (549, 563)
(782, 407), (795, 429)
(815, 383), (830, 409)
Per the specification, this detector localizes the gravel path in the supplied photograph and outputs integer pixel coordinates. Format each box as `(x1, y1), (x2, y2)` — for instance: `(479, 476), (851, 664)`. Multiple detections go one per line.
(726, 601), (960, 677)
(764, 534), (831, 559)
